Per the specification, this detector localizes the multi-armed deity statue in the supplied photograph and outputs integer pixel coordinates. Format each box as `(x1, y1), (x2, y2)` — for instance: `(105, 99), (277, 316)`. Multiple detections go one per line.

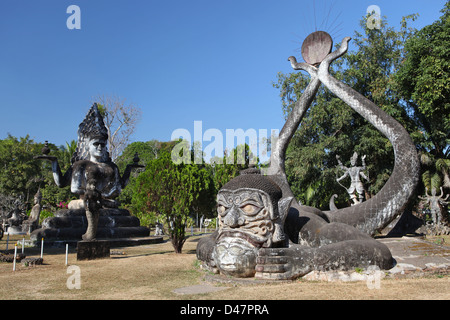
(32, 104), (149, 243)
(197, 31), (420, 279)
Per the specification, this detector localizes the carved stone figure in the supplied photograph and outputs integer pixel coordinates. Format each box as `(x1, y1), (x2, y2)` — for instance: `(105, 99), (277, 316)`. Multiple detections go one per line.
(22, 189), (42, 233)
(32, 104), (147, 242)
(197, 32), (420, 279)
(336, 152), (369, 205)
(419, 187), (449, 225)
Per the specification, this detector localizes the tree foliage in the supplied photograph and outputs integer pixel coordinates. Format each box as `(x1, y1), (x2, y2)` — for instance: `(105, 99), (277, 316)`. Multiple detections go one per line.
(0, 135), (44, 204)
(394, 2), (450, 192)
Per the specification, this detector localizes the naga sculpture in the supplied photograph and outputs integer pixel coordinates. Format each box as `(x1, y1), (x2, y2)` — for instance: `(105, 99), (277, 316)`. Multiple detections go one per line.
(336, 152), (369, 205)
(197, 32), (420, 280)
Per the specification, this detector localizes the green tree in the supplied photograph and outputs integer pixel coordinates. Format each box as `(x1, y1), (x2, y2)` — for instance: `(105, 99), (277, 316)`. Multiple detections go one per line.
(131, 150), (214, 253)
(0, 135), (43, 204)
(116, 140), (177, 207)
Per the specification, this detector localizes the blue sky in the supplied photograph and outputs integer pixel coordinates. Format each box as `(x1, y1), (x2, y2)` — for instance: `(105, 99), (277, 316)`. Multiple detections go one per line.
(0, 0), (446, 154)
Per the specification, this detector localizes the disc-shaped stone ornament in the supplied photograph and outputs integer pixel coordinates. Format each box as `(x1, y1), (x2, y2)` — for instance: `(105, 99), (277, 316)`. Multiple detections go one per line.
(301, 31), (333, 65)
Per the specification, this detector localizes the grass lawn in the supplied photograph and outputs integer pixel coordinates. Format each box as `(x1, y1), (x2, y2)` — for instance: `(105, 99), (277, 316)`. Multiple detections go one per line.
(0, 233), (448, 300)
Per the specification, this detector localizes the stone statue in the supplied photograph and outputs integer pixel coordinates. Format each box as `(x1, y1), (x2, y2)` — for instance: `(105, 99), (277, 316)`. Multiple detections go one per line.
(35, 103), (144, 241)
(197, 32), (420, 279)
(198, 168), (293, 277)
(419, 187), (449, 225)
(336, 152), (369, 205)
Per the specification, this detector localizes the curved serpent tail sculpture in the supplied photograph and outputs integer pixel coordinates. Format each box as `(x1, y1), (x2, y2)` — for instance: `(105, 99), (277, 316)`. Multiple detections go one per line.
(268, 36), (420, 237)
(318, 37), (420, 235)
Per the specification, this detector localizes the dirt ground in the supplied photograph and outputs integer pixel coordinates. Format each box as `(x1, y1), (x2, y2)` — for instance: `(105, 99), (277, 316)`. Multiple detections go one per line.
(0, 234), (449, 301)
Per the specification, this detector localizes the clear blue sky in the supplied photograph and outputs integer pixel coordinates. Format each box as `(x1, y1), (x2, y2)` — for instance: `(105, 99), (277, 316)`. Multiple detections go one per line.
(0, 0), (446, 153)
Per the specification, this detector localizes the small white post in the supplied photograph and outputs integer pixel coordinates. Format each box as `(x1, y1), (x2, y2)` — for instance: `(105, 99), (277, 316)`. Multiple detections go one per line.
(13, 244), (17, 271)
(65, 243), (69, 266)
(22, 238), (25, 254)
(40, 238), (44, 258)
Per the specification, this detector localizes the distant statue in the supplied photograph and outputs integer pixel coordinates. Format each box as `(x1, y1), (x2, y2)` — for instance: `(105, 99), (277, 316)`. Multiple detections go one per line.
(22, 189), (42, 233)
(336, 152), (369, 205)
(35, 104), (144, 240)
(419, 187), (449, 225)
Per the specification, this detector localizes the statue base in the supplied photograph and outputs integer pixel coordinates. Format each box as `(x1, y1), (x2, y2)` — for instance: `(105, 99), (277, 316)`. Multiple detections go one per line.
(77, 240), (110, 261)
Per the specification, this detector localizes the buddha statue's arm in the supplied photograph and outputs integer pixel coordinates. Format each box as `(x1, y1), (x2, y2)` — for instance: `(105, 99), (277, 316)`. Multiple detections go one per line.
(120, 161), (145, 189)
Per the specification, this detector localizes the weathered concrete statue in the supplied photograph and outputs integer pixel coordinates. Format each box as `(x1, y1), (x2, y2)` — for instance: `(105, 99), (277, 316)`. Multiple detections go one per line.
(197, 32), (420, 279)
(336, 152), (369, 205)
(35, 104), (143, 240)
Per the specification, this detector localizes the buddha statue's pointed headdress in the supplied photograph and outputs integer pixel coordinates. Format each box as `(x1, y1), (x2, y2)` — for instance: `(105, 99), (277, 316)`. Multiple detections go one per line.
(78, 103), (109, 141)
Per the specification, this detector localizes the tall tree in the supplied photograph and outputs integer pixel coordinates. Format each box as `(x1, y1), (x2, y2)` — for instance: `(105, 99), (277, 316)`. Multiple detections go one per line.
(131, 150), (215, 253)
(394, 2), (450, 192)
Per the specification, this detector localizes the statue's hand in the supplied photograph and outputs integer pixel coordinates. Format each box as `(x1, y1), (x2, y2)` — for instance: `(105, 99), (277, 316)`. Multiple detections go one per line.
(255, 246), (314, 280)
(287, 56), (318, 77)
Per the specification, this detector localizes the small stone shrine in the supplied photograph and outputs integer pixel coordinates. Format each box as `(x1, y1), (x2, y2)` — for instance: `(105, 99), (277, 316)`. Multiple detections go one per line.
(32, 104), (156, 259)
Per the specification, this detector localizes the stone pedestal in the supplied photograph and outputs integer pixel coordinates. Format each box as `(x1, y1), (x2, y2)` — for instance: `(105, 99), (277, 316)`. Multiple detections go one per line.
(77, 240), (110, 261)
